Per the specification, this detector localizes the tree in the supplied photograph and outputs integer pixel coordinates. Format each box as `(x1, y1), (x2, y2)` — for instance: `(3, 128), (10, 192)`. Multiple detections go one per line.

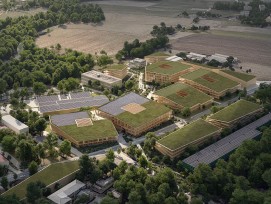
(44, 133), (58, 158)
(34, 118), (47, 136)
(33, 82), (47, 96)
(125, 80), (134, 90)
(193, 17), (200, 23)
(1, 176), (8, 190)
(101, 196), (119, 204)
(78, 154), (101, 183)
(26, 182), (45, 204)
(97, 55), (113, 66)
(0, 79), (7, 95)
(262, 169), (271, 187)
(0, 194), (21, 204)
(28, 161), (38, 175)
(138, 155), (148, 168)
(181, 107), (191, 117)
(59, 140), (71, 157)
(1, 136), (16, 152)
(106, 149), (115, 161)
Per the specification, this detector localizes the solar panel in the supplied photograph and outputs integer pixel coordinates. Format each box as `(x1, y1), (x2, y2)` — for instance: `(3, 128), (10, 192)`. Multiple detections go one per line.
(183, 113), (271, 168)
(99, 92), (149, 116)
(70, 92), (91, 99)
(51, 112), (89, 126)
(36, 95), (59, 103)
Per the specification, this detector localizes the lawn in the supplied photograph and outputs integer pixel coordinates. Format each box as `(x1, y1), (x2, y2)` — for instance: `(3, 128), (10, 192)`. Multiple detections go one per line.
(222, 70), (256, 82)
(146, 61), (191, 75)
(104, 64), (126, 70)
(157, 119), (220, 150)
(59, 119), (118, 142)
(209, 99), (262, 122)
(154, 83), (213, 107)
(182, 68), (239, 92)
(3, 161), (79, 199)
(116, 101), (171, 128)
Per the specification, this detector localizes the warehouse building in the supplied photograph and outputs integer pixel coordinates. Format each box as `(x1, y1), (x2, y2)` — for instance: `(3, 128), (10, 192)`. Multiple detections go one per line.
(98, 92), (172, 137)
(152, 83), (213, 112)
(1, 115), (29, 135)
(206, 99), (263, 129)
(183, 113), (271, 169)
(81, 70), (122, 88)
(179, 68), (241, 99)
(145, 61), (197, 84)
(155, 119), (221, 159)
(50, 112), (118, 147)
(36, 92), (109, 116)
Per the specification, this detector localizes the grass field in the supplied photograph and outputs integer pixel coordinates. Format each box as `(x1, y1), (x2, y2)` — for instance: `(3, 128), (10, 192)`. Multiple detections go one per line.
(158, 119), (220, 150)
(154, 83), (213, 107)
(59, 119), (118, 142)
(209, 99), (262, 122)
(222, 70), (256, 82)
(3, 161), (79, 199)
(104, 64), (126, 70)
(182, 68), (239, 92)
(146, 61), (191, 75)
(116, 101), (171, 127)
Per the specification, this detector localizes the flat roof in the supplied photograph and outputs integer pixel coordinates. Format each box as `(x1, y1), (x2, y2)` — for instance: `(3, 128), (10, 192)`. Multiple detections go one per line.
(37, 92), (109, 114)
(48, 180), (85, 204)
(1, 115), (28, 130)
(51, 112), (89, 127)
(146, 61), (191, 75)
(183, 113), (271, 168)
(82, 70), (121, 84)
(209, 100), (262, 122)
(222, 70), (256, 82)
(104, 64), (126, 70)
(181, 68), (239, 92)
(154, 83), (213, 107)
(99, 92), (149, 116)
(58, 119), (118, 142)
(147, 52), (170, 57)
(157, 119), (220, 150)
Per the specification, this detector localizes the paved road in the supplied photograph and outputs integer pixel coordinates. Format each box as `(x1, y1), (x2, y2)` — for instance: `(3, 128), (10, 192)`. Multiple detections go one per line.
(155, 123), (178, 137)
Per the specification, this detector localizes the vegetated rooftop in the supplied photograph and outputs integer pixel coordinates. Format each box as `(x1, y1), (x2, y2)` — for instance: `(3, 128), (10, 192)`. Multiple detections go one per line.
(209, 99), (262, 122)
(104, 64), (126, 70)
(146, 61), (191, 75)
(116, 101), (171, 128)
(59, 119), (118, 142)
(3, 161), (79, 199)
(147, 52), (170, 57)
(157, 119), (220, 150)
(181, 68), (239, 92)
(222, 70), (256, 82)
(154, 83), (213, 107)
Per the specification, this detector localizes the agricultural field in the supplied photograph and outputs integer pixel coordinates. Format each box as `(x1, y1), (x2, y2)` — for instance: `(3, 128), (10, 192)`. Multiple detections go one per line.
(209, 99), (262, 122)
(59, 119), (118, 142)
(3, 161), (79, 199)
(157, 119), (220, 150)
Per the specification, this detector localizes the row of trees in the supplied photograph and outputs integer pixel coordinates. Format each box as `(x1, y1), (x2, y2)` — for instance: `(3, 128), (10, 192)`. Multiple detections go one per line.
(213, 1), (245, 11)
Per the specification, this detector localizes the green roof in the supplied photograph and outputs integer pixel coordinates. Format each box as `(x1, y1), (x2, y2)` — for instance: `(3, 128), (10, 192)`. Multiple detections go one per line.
(209, 99), (262, 122)
(104, 64), (126, 70)
(148, 52), (170, 57)
(182, 68), (239, 92)
(158, 119), (220, 150)
(222, 70), (256, 82)
(3, 161), (79, 199)
(146, 61), (191, 75)
(116, 101), (171, 128)
(154, 83), (213, 107)
(59, 119), (118, 142)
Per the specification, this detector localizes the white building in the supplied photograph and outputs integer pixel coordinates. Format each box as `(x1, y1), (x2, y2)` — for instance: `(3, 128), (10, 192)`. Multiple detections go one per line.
(165, 55), (183, 62)
(1, 115), (29, 135)
(47, 180), (86, 204)
(186, 52), (206, 61)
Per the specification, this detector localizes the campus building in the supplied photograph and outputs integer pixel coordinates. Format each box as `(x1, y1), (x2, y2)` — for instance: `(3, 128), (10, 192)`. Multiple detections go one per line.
(103, 64), (128, 79)
(144, 52), (170, 64)
(155, 119), (221, 159)
(81, 70), (122, 88)
(145, 61), (197, 84)
(98, 92), (172, 137)
(179, 68), (241, 99)
(129, 58), (146, 69)
(50, 112), (118, 147)
(206, 99), (263, 129)
(152, 83), (213, 112)
(1, 115), (29, 135)
(36, 92), (109, 116)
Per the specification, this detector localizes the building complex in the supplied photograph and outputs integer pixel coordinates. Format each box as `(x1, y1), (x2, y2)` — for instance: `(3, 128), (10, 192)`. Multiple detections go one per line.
(152, 83), (213, 112)
(98, 92), (172, 137)
(1, 115), (29, 134)
(103, 64), (128, 79)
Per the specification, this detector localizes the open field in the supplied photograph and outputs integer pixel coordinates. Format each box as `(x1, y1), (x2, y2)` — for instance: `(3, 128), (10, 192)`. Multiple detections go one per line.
(181, 68), (239, 92)
(116, 101), (171, 127)
(154, 83), (213, 107)
(171, 31), (271, 80)
(147, 61), (191, 74)
(158, 119), (220, 150)
(3, 161), (79, 199)
(59, 119), (118, 142)
(209, 100), (262, 122)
